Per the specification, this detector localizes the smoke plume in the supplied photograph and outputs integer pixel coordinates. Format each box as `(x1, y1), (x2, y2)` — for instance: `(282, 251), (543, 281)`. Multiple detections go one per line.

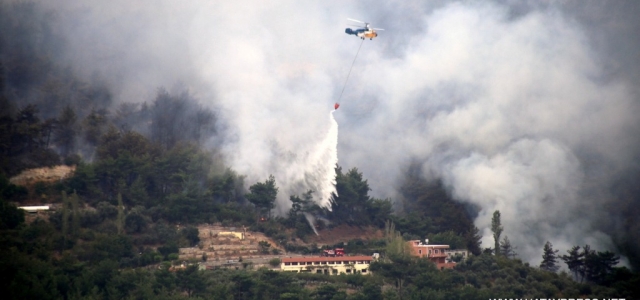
(19, 0), (640, 266)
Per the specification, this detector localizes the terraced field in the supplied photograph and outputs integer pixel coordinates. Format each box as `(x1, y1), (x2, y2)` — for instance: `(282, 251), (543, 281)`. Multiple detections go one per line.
(178, 224), (287, 269)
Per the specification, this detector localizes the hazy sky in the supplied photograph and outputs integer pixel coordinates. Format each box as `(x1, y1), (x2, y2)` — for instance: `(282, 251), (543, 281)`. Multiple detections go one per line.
(34, 0), (640, 265)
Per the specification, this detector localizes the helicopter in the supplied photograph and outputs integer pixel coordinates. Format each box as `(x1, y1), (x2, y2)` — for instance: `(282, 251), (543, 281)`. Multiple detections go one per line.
(345, 18), (384, 40)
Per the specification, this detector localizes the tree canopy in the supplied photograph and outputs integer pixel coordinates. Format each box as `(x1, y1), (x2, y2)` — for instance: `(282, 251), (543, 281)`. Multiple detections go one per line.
(491, 210), (503, 256)
(0, 2), (638, 299)
(540, 241), (560, 273)
(246, 174), (278, 218)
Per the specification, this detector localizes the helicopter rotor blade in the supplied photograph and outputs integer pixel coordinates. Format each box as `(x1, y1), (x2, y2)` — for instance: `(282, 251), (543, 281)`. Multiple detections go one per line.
(372, 28), (385, 31)
(347, 18), (365, 24)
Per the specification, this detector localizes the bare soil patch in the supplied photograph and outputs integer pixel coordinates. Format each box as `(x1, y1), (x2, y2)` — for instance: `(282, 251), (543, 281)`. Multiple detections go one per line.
(10, 165), (75, 187)
(303, 224), (384, 246)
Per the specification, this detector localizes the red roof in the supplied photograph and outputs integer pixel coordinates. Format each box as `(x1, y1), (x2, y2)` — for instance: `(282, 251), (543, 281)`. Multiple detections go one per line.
(282, 256), (372, 263)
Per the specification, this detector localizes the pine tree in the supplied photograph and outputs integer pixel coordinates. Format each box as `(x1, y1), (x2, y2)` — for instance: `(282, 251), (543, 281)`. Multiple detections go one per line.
(581, 245), (595, 282)
(499, 235), (517, 259)
(117, 193), (125, 235)
(54, 105), (77, 157)
(491, 210), (503, 256)
(61, 191), (69, 243)
(70, 191), (80, 237)
(465, 224), (482, 256)
(561, 245), (584, 281)
(587, 250), (620, 284)
(560, 244), (621, 284)
(82, 108), (107, 147)
(540, 241), (560, 272)
(246, 175), (278, 219)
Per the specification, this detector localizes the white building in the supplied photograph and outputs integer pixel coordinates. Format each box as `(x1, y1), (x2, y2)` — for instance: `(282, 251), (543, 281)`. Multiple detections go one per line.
(281, 255), (374, 275)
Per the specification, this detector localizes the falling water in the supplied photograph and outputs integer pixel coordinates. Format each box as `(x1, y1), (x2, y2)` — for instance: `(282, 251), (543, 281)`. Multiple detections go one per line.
(303, 110), (339, 209)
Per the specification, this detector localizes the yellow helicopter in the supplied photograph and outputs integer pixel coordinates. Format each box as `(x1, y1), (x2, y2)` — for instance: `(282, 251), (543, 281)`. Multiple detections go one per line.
(345, 18), (384, 40)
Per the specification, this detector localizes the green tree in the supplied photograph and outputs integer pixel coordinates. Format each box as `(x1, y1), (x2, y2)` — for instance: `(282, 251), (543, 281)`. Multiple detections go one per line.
(582, 246), (620, 284)
(465, 224), (482, 255)
(367, 198), (393, 228)
(96, 127), (157, 161)
(396, 168), (475, 235)
(2, 104), (60, 175)
(0, 248), (61, 299)
(148, 89), (216, 150)
(124, 207), (147, 233)
(499, 235), (517, 259)
(258, 241), (271, 254)
(593, 251), (619, 284)
(231, 273), (255, 299)
(96, 201), (117, 221)
(54, 105), (77, 157)
(150, 89), (183, 150)
(210, 168), (245, 203)
(491, 210), (503, 256)
(313, 284), (343, 300)
(176, 265), (206, 297)
(182, 226), (200, 247)
(427, 230), (466, 249)
(41, 118), (55, 149)
(92, 127), (157, 201)
(153, 264), (176, 293)
(116, 193), (125, 234)
(89, 235), (134, 262)
(82, 108), (108, 148)
(330, 167), (372, 225)
(61, 191), (70, 242)
(540, 241), (560, 272)
(0, 199), (24, 229)
(561, 245), (585, 281)
(70, 191), (80, 237)
(88, 259), (119, 294)
(287, 190), (314, 228)
(13, 104), (42, 153)
(385, 220), (413, 261)
(0, 175), (28, 201)
(361, 281), (383, 300)
(246, 175), (278, 219)
(268, 258), (281, 268)
(290, 190), (313, 215)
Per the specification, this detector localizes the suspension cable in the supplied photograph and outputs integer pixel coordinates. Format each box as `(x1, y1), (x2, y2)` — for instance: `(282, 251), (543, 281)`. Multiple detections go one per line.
(337, 39), (365, 103)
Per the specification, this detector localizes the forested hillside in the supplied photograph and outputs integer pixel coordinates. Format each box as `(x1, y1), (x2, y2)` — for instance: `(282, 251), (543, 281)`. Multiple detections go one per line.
(1, 1), (639, 299)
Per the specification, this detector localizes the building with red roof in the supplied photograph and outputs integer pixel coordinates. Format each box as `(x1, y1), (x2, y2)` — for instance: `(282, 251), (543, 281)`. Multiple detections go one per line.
(280, 255), (375, 275)
(407, 240), (467, 269)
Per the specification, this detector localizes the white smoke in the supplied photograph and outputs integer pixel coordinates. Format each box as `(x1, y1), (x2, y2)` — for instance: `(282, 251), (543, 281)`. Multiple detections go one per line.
(338, 2), (639, 264)
(30, 0), (640, 265)
(265, 110), (339, 212)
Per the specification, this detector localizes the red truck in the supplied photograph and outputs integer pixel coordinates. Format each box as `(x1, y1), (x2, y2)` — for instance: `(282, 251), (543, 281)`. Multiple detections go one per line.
(322, 248), (345, 257)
